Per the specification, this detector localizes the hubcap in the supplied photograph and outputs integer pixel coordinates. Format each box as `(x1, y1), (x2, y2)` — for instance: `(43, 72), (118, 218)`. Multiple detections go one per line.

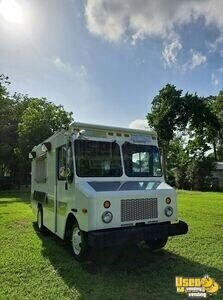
(37, 210), (42, 229)
(72, 226), (82, 255)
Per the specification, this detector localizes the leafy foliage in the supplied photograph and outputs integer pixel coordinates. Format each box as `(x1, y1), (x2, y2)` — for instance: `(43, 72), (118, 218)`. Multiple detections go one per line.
(167, 138), (190, 189)
(147, 84), (184, 177)
(186, 157), (215, 191)
(147, 84), (221, 190)
(18, 98), (72, 154)
(0, 75), (73, 182)
(212, 91), (223, 160)
(0, 75), (14, 176)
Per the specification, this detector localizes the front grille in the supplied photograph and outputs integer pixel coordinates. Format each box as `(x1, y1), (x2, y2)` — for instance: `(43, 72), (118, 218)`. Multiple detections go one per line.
(121, 198), (158, 222)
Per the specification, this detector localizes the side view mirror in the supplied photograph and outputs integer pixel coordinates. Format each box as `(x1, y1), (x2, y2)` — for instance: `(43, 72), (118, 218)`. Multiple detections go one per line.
(59, 166), (66, 178)
(59, 166), (73, 182)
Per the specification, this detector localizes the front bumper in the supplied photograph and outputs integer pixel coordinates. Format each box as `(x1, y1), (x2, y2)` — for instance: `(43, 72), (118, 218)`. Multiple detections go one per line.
(87, 220), (188, 248)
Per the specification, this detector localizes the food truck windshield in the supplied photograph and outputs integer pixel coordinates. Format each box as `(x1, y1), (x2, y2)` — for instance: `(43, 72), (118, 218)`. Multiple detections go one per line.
(74, 140), (162, 178)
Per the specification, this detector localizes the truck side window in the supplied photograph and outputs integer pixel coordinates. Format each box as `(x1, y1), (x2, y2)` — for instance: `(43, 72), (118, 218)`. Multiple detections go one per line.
(58, 145), (66, 180)
(35, 155), (47, 183)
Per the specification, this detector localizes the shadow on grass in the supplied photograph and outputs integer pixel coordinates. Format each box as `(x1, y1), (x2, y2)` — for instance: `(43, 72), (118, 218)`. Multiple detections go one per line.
(33, 223), (222, 300)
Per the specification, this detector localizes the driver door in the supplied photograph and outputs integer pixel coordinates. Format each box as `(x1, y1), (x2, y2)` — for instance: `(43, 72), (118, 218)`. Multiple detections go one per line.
(55, 143), (74, 238)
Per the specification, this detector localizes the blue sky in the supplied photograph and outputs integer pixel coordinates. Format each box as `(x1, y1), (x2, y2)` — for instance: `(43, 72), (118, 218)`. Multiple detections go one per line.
(0, 0), (223, 129)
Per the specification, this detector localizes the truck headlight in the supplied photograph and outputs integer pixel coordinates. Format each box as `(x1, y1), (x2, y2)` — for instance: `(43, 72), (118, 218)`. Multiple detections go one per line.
(102, 211), (113, 223)
(164, 206), (173, 217)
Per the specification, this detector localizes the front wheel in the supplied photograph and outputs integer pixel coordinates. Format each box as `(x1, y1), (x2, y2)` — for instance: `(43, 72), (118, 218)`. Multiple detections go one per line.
(70, 222), (88, 262)
(145, 237), (168, 250)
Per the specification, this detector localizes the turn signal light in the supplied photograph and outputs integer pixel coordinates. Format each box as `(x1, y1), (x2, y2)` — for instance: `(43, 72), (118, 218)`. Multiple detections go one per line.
(166, 197), (171, 204)
(104, 200), (111, 209)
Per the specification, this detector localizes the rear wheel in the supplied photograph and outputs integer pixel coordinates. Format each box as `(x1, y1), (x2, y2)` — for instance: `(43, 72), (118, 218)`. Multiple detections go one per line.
(145, 237), (168, 250)
(70, 222), (88, 262)
(37, 206), (44, 232)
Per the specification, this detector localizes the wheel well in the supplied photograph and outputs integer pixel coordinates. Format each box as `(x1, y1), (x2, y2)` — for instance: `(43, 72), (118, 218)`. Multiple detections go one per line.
(64, 213), (77, 241)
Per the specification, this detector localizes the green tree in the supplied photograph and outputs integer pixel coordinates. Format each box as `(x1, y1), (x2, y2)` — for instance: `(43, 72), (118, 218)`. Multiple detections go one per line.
(17, 98), (73, 178)
(182, 95), (219, 190)
(147, 84), (184, 178)
(0, 75), (14, 176)
(167, 137), (190, 189)
(147, 85), (220, 190)
(0, 75), (73, 185)
(185, 94), (220, 160)
(211, 91), (223, 160)
(186, 157), (215, 191)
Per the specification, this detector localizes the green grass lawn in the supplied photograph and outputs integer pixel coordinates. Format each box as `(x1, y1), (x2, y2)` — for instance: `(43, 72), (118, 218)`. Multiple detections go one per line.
(0, 190), (223, 300)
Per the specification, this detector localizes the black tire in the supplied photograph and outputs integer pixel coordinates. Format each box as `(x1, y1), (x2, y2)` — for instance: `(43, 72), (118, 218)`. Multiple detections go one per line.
(145, 237), (168, 250)
(70, 222), (88, 262)
(37, 206), (45, 233)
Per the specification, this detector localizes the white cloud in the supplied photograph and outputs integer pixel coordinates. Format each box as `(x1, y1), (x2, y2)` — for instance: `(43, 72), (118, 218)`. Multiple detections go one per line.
(85, 0), (126, 42)
(189, 50), (207, 70)
(75, 65), (87, 79)
(53, 58), (87, 80)
(162, 39), (182, 67)
(85, 0), (223, 44)
(129, 119), (150, 130)
(207, 35), (223, 53)
(183, 50), (206, 71)
(131, 30), (145, 45)
(86, 0), (221, 70)
(53, 56), (73, 75)
(211, 73), (219, 86)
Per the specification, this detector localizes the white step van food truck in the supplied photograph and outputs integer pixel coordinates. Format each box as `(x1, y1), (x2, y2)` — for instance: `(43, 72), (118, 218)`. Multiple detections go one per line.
(30, 122), (188, 261)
